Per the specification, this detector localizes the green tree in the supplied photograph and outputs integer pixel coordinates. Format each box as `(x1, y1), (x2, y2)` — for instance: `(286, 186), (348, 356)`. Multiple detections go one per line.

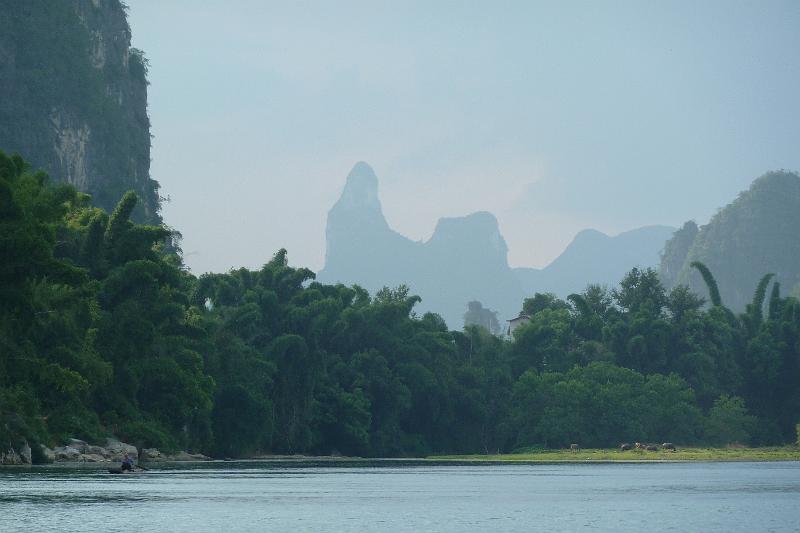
(705, 395), (756, 446)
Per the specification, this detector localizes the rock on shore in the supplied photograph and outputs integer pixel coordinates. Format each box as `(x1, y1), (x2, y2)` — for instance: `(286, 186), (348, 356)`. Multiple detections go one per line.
(45, 438), (210, 463)
(1, 436), (211, 465)
(1, 441), (32, 465)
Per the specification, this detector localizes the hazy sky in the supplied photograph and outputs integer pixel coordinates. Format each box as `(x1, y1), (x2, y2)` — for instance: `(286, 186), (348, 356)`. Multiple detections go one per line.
(127, 1), (800, 274)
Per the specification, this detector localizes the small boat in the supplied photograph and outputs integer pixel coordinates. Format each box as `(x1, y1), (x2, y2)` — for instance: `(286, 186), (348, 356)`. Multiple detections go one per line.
(107, 467), (146, 474)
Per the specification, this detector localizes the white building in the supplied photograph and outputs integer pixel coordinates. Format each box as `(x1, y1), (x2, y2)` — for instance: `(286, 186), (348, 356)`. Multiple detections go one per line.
(506, 313), (530, 337)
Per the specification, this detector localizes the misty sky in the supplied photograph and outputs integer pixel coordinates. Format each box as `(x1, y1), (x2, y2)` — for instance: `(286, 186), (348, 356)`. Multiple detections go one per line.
(127, 0), (800, 274)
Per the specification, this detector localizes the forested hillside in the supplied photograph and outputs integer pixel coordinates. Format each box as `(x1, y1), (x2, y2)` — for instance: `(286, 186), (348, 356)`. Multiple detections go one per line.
(3, 151), (799, 462)
(660, 171), (800, 310)
(0, 0), (160, 223)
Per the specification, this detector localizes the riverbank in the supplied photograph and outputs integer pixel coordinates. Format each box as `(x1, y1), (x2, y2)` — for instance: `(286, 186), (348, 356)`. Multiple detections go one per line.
(0, 437), (211, 466)
(7, 445), (798, 467)
(431, 446), (800, 462)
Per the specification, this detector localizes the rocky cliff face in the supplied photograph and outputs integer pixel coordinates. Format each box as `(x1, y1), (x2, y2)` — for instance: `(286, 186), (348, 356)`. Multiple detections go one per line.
(0, 0), (159, 222)
(660, 171), (800, 310)
(658, 221), (699, 289)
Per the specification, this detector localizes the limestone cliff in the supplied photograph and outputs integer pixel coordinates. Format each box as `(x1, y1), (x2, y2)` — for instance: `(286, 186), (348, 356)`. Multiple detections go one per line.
(322, 162), (422, 291)
(0, 0), (159, 222)
(660, 171), (800, 310)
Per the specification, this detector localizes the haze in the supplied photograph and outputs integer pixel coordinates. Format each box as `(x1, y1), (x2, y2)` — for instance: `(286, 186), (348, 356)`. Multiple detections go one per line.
(127, 0), (800, 274)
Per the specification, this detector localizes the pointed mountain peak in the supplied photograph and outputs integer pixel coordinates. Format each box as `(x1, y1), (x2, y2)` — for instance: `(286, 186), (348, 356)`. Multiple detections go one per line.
(335, 161), (381, 212)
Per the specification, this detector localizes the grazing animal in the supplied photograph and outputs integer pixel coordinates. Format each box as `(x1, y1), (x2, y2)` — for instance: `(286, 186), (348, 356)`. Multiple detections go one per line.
(570, 444), (579, 452)
(661, 442), (676, 451)
(634, 442), (645, 450)
(619, 443), (632, 451)
(645, 445), (658, 451)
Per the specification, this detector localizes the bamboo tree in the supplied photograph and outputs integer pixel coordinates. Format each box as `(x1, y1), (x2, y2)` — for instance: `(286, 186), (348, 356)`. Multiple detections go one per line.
(690, 261), (722, 307)
(749, 273), (775, 326)
(768, 281), (782, 321)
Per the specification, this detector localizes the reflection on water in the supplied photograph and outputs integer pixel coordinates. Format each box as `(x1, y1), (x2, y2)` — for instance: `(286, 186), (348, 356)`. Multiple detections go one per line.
(1, 461), (799, 532)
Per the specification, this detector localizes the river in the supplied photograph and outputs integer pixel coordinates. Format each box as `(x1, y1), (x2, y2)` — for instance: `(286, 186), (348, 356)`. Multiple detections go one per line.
(1, 461), (798, 532)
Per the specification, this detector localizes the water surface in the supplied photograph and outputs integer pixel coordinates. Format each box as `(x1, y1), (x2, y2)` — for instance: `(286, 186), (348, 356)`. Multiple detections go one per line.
(1, 461), (798, 532)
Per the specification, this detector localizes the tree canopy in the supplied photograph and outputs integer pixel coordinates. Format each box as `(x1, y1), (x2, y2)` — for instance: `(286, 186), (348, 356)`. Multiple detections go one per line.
(2, 151), (799, 461)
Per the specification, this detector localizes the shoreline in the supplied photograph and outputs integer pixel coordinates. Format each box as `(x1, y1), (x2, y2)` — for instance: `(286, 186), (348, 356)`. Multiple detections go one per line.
(430, 446), (800, 463)
(2, 447), (799, 468)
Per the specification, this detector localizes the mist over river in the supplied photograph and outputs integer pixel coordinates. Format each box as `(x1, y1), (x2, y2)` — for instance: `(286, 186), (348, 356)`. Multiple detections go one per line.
(1, 461), (798, 532)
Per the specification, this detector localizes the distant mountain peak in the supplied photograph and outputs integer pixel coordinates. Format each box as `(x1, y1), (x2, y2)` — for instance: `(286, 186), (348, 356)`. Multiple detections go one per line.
(572, 228), (608, 242)
(335, 161), (381, 213)
(322, 162), (408, 288)
(430, 211), (508, 258)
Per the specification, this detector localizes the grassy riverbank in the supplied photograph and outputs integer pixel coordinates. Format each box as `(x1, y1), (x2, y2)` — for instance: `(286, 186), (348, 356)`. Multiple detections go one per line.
(431, 447), (800, 462)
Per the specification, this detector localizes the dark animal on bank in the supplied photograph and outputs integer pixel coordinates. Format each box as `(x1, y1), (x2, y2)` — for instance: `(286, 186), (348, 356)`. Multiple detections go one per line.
(619, 443), (632, 451)
(661, 442), (676, 451)
(645, 445), (658, 451)
(570, 444), (579, 452)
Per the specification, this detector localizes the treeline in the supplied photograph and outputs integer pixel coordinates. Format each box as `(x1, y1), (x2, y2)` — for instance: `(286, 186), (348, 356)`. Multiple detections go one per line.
(1, 152), (799, 461)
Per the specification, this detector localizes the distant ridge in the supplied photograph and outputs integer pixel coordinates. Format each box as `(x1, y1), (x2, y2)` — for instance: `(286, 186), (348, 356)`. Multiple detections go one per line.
(514, 225), (676, 298)
(318, 162), (675, 328)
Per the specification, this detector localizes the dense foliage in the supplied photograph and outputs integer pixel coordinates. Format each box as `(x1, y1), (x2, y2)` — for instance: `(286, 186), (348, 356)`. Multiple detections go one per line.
(2, 152), (799, 461)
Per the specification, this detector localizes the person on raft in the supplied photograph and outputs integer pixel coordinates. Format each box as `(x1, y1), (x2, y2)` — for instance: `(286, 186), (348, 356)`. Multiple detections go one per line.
(121, 452), (135, 472)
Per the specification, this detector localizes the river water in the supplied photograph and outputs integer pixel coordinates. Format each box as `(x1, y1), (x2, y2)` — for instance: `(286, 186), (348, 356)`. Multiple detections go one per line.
(1, 460), (798, 532)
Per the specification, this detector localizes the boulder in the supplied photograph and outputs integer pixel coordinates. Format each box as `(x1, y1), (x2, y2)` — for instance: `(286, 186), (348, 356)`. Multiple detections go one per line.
(104, 438), (137, 459)
(41, 445), (55, 462)
(54, 446), (82, 461)
(1, 447), (23, 465)
(86, 445), (110, 458)
(166, 451), (211, 461)
(81, 453), (108, 463)
(67, 438), (89, 453)
(142, 448), (162, 460)
(20, 442), (32, 464)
